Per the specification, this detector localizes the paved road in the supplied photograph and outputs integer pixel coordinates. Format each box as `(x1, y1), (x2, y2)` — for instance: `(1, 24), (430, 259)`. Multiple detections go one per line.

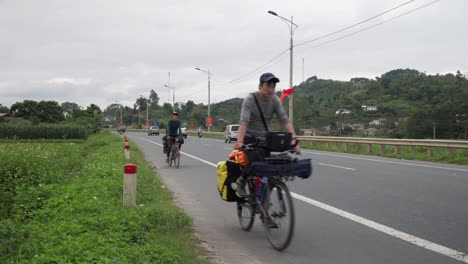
(127, 132), (468, 264)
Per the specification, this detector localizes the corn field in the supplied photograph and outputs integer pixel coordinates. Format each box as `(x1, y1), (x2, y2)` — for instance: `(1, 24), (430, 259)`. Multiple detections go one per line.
(0, 124), (89, 139)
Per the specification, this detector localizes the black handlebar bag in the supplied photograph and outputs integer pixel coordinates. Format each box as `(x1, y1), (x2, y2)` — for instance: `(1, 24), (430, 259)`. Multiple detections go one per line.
(266, 132), (292, 152)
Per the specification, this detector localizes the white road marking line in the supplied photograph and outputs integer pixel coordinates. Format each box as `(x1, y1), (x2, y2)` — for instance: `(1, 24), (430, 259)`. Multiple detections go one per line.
(318, 162), (357, 171)
(302, 150), (468, 172)
(136, 137), (218, 167)
(291, 193), (468, 263)
(133, 136), (468, 263)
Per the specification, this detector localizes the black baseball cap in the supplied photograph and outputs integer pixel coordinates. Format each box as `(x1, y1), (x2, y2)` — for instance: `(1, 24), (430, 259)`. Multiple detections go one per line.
(171, 112), (179, 116)
(260, 72), (280, 83)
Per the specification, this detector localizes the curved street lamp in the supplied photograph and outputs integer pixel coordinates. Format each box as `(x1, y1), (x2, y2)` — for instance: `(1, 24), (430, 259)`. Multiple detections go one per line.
(164, 85), (176, 112)
(268, 10), (299, 123)
(195, 67), (213, 131)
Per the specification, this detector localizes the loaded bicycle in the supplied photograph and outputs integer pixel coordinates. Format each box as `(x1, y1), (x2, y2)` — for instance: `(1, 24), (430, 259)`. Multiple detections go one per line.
(167, 136), (183, 168)
(235, 137), (311, 251)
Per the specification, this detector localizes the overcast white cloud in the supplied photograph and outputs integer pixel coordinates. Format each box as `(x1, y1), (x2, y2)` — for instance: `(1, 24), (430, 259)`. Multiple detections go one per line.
(0, 0), (467, 109)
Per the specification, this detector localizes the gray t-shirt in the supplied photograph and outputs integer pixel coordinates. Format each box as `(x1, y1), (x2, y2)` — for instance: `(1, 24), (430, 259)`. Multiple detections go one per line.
(239, 92), (290, 138)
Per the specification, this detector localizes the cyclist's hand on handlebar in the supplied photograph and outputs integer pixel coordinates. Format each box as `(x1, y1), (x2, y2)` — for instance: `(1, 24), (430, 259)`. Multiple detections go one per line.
(295, 144), (301, 153)
(234, 142), (243, 150)
(291, 138), (301, 153)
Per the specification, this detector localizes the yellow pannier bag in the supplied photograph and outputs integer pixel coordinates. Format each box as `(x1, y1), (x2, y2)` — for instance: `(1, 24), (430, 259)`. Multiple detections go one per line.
(217, 160), (242, 202)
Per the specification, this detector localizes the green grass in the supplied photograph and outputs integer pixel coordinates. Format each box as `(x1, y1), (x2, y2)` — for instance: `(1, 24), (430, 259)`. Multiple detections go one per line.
(0, 132), (209, 264)
(300, 141), (468, 165)
(0, 123), (90, 139)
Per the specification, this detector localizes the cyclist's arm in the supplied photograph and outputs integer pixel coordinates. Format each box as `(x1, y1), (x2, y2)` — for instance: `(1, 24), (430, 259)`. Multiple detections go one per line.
(235, 95), (252, 149)
(178, 122), (183, 136)
(234, 125), (247, 149)
(166, 121), (171, 136)
(273, 95), (300, 151)
(273, 95), (290, 129)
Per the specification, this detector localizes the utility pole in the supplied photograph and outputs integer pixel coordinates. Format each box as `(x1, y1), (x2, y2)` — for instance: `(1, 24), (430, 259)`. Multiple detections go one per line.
(268, 11), (298, 124)
(195, 68), (212, 132)
(302, 58), (304, 83)
(168, 72), (170, 106)
(289, 15), (294, 123)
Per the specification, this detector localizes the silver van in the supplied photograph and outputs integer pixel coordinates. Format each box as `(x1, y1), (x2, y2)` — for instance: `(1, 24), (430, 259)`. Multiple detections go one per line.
(224, 124), (240, 143)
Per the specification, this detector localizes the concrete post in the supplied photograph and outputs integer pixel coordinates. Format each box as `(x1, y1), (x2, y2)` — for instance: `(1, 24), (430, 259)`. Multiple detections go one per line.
(125, 145), (130, 160)
(123, 164), (137, 207)
(394, 145), (400, 155)
(448, 148), (454, 159)
(427, 147), (434, 157)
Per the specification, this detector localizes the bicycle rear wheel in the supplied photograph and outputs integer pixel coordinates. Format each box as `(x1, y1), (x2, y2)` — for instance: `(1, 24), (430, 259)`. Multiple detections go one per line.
(263, 180), (295, 251)
(237, 201), (255, 231)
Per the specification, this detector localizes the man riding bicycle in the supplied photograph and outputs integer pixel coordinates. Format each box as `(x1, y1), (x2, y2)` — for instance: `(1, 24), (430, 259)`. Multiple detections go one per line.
(166, 112), (183, 163)
(234, 72), (301, 197)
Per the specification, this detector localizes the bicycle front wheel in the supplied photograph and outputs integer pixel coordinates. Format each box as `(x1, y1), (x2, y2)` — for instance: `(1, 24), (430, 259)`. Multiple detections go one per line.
(174, 149), (180, 168)
(237, 201), (255, 231)
(168, 148), (174, 167)
(263, 180), (295, 251)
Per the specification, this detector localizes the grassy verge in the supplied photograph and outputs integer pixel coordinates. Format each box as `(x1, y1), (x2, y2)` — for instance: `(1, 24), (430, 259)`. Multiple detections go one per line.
(300, 141), (468, 165)
(0, 132), (208, 263)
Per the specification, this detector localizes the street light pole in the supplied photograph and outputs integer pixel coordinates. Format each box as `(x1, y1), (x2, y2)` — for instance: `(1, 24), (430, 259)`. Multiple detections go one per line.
(195, 67), (212, 132)
(164, 85), (176, 112)
(115, 101), (123, 127)
(268, 10), (298, 124)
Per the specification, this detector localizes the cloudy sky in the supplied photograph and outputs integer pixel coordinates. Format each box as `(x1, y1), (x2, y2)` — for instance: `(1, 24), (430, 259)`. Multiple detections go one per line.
(0, 0), (467, 109)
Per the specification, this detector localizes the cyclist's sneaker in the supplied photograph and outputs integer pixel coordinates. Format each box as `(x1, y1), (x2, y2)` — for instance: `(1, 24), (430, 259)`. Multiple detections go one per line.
(264, 216), (279, 228)
(235, 177), (247, 198)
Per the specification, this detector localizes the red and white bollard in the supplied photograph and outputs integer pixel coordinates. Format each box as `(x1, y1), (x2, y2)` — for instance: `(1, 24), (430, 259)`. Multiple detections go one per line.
(124, 145), (130, 160)
(123, 163), (137, 207)
(124, 137), (129, 146)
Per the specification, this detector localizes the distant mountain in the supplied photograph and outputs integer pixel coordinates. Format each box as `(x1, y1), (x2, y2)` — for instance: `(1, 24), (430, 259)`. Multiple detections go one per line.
(209, 69), (468, 139)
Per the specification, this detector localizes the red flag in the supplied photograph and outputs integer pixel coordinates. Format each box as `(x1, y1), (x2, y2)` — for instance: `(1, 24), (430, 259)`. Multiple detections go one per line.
(280, 88), (294, 101)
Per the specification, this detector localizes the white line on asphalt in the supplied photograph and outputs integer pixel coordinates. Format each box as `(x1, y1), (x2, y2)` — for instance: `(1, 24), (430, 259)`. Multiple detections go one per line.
(302, 150), (468, 172)
(134, 136), (468, 263)
(291, 193), (468, 263)
(137, 137), (218, 167)
(318, 162), (357, 171)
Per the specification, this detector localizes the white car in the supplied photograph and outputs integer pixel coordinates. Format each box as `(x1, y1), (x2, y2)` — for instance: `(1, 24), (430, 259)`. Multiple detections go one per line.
(224, 124), (240, 143)
(181, 127), (187, 138)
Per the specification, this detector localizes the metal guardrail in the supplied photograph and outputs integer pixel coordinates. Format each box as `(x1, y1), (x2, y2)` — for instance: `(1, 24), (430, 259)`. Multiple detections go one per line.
(295, 136), (468, 149)
(294, 136), (468, 157)
(197, 132), (467, 157)
(119, 129), (467, 157)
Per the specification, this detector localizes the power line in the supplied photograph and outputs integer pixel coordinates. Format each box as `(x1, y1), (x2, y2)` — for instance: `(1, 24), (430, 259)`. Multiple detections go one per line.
(298, 0), (441, 51)
(211, 48), (289, 88)
(197, 0), (441, 94)
(213, 0), (426, 88)
(295, 0), (417, 47)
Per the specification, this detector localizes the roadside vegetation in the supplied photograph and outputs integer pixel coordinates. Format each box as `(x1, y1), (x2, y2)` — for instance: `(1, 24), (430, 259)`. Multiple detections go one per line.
(0, 132), (209, 263)
(300, 141), (468, 165)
